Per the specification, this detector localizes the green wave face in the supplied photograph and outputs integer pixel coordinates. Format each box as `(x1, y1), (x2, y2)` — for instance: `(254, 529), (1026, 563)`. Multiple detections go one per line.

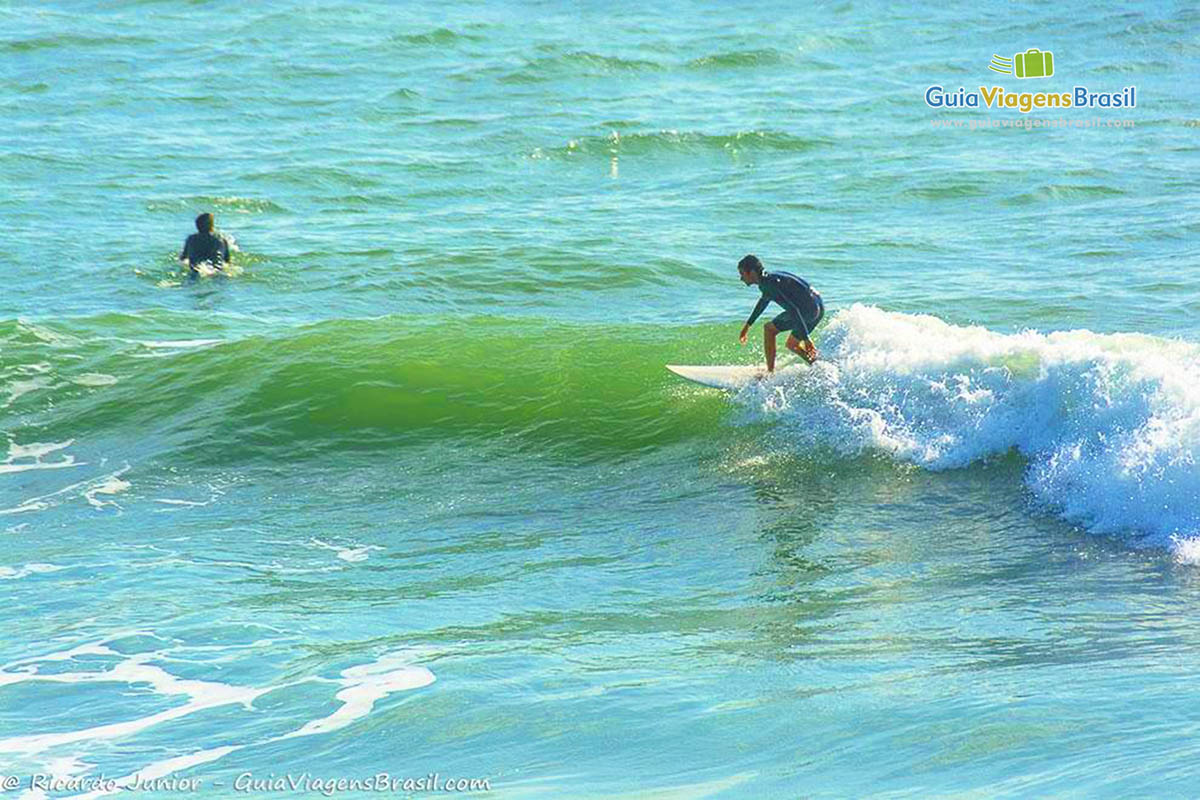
(1, 314), (736, 464)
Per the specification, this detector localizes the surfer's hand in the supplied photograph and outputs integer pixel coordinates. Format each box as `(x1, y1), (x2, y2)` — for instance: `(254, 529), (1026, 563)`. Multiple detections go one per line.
(738, 325), (748, 345)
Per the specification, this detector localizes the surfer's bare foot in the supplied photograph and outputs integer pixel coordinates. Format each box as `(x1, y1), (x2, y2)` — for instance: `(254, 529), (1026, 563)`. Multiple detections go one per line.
(801, 342), (818, 364)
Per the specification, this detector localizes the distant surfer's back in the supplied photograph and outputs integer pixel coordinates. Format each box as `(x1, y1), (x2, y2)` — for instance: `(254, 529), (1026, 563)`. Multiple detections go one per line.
(180, 231), (229, 268)
(179, 212), (230, 271)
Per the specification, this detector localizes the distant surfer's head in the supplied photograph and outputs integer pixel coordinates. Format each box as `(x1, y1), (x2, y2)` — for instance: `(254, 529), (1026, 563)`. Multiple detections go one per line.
(195, 213), (214, 233)
(737, 254), (763, 285)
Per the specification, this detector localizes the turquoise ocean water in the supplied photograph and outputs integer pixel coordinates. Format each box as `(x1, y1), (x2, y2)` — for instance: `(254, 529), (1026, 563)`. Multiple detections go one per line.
(3, 1), (1200, 797)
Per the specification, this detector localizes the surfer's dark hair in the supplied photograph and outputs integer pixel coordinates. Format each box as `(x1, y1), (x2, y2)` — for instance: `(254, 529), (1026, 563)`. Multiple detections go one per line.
(738, 254), (763, 274)
(195, 213), (214, 233)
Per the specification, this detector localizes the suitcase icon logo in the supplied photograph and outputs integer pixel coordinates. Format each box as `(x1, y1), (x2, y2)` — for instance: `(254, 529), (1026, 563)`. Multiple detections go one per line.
(989, 48), (1054, 78)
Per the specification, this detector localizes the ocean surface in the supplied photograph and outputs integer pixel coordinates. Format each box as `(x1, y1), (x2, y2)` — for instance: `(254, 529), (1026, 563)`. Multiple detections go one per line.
(3, 1), (1200, 797)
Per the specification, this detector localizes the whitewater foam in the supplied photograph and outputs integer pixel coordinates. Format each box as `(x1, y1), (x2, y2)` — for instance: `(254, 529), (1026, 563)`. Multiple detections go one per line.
(82, 470), (131, 510)
(0, 638), (435, 800)
(741, 305), (1200, 561)
(0, 563), (64, 580)
(1, 464), (130, 516)
(308, 537), (383, 562)
(0, 439), (79, 475)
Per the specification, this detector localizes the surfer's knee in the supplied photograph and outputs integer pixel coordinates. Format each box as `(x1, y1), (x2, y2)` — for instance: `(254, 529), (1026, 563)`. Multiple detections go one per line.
(763, 322), (778, 336)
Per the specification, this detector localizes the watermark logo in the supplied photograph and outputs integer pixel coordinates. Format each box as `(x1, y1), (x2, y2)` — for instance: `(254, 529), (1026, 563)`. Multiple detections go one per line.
(924, 48), (1135, 115)
(989, 49), (1054, 78)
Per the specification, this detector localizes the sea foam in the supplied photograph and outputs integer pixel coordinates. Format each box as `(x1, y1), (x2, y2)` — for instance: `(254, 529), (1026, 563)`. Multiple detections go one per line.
(0, 638), (435, 800)
(740, 304), (1200, 561)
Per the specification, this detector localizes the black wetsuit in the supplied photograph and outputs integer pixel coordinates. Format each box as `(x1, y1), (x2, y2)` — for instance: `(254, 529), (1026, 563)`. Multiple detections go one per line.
(180, 232), (230, 270)
(745, 271), (824, 339)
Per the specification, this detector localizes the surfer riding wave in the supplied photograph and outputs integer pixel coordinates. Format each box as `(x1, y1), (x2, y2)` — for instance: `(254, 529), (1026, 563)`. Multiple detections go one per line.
(736, 254), (824, 372)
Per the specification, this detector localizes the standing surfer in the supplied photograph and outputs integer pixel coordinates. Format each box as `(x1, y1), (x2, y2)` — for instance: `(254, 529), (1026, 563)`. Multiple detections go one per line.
(736, 254), (824, 372)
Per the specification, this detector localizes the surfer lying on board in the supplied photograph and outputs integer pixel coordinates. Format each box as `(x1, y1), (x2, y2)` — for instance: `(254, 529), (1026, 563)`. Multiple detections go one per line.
(736, 254), (824, 372)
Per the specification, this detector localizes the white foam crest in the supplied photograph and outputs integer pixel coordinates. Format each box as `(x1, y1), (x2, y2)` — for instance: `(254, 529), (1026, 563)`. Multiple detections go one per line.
(2, 641), (435, 799)
(0, 439), (80, 475)
(1170, 535), (1200, 565)
(130, 338), (226, 359)
(308, 537), (383, 562)
(14, 321), (80, 347)
(151, 483), (224, 512)
(281, 651), (436, 738)
(69, 373), (118, 387)
(3, 376), (54, 408)
(188, 262), (245, 278)
(83, 471), (131, 510)
(0, 501), (49, 515)
(0, 465), (132, 515)
(0, 459), (79, 476)
(5, 440), (74, 461)
(0, 652), (266, 755)
(137, 338), (223, 349)
(0, 563), (64, 580)
(743, 305), (1200, 558)
(2, 640), (122, 670)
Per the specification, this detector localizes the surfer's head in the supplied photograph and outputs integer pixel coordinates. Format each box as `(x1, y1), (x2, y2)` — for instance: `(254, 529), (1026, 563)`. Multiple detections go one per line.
(195, 213), (215, 233)
(737, 254), (763, 285)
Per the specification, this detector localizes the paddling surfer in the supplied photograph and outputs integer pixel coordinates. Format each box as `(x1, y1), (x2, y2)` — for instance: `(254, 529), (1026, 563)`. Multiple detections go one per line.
(736, 254), (824, 372)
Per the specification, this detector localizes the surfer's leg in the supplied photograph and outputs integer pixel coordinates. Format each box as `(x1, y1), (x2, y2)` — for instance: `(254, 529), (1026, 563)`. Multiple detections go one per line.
(779, 303), (822, 364)
(769, 312), (804, 370)
(763, 322), (779, 372)
(803, 302), (823, 362)
(786, 334), (817, 364)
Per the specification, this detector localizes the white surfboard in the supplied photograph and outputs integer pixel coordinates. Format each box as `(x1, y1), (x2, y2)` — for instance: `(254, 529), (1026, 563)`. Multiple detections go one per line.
(666, 363), (805, 390)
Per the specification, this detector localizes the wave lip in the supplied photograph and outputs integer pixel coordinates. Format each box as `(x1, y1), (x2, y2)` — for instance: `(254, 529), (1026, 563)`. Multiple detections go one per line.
(743, 304), (1200, 560)
(686, 48), (788, 69)
(390, 28), (484, 46)
(500, 50), (666, 83)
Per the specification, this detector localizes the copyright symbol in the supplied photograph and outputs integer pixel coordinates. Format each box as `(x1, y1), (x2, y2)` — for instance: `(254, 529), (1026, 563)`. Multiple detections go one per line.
(1, 775), (19, 791)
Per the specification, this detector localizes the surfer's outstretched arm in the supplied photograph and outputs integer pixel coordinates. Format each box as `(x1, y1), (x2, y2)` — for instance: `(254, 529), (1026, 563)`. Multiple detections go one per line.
(740, 296), (770, 344)
(179, 238), (198, 276)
